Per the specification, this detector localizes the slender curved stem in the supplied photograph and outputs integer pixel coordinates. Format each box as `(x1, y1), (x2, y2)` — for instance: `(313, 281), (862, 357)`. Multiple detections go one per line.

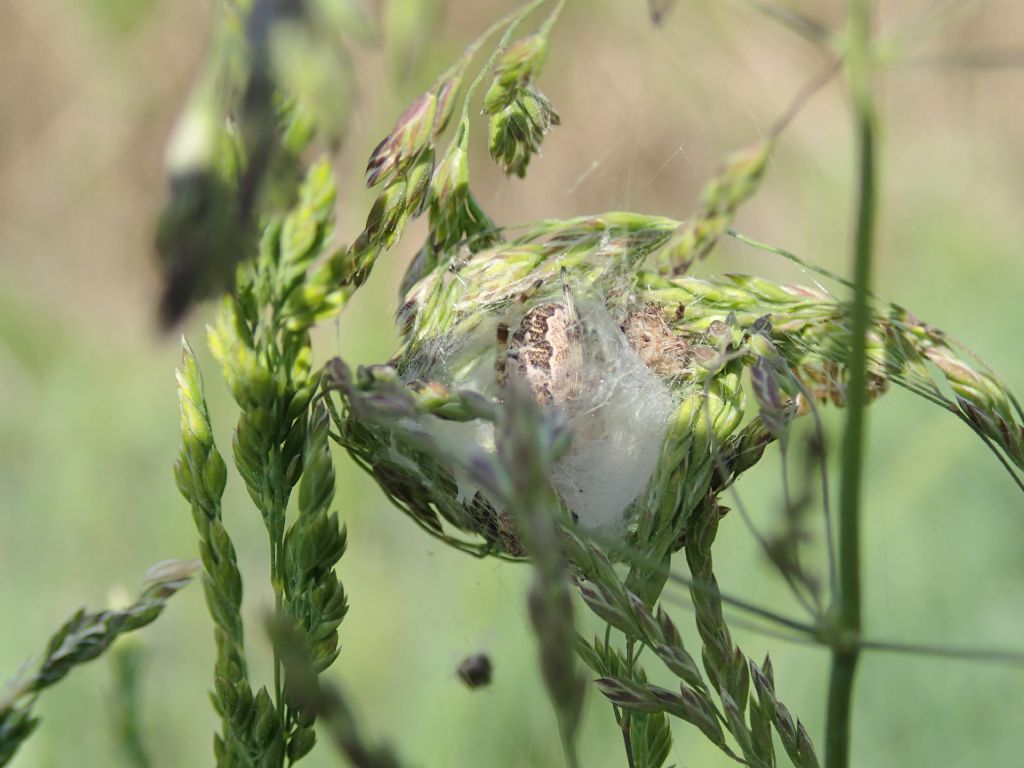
(724, 0), (833, 45)
(825, 1), (877, 766)
(459, 0), (548, 123)
(857, 639), (1024, 665)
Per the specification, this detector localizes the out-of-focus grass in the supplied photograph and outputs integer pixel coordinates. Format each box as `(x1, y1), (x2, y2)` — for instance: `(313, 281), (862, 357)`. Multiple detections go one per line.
(2, 0), (1024, 766)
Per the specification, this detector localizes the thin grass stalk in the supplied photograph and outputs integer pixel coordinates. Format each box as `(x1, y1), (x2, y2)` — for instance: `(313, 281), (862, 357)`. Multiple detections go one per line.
(110, 640), (152, 768)
(457, 0), (548, 123)
(826, 1), (877, 766)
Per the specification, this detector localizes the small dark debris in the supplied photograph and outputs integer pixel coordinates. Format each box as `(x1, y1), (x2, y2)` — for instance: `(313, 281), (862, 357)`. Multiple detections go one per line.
(457, 653), (493, 689)
(648, 0), (677, 25)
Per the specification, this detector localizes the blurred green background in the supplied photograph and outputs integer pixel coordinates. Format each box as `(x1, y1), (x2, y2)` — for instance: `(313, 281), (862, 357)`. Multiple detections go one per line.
(2, 0), (1024, 766)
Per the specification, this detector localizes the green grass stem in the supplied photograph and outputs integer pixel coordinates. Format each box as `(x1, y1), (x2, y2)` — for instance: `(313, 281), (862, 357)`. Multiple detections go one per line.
(826, 1), (877, 766)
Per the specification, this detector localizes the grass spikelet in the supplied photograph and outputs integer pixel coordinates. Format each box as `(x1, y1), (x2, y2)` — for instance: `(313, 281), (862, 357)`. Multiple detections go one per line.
(0, 564), (197, 767)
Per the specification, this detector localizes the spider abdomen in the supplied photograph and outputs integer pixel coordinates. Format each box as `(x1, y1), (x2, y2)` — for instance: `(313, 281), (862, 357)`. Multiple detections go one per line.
(502, 302), (583, 405)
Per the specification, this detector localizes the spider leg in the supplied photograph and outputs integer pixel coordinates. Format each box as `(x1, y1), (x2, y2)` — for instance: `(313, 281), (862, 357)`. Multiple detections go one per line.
(495, 277), (545, 387)
(559, 266), (581, 339)
(517, 277), (545, 305)
(557, 267), (586, 400)
(495, 320), (512, 385)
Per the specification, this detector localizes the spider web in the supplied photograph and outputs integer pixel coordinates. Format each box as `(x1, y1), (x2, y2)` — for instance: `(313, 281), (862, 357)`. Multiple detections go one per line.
(342, 2), (1024, 766)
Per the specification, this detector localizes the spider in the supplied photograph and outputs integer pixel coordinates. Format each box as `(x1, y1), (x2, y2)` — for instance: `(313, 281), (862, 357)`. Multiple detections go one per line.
(494, 268), (584, 406)
(620, 301), (692, 378)
(494, 268), (692, 405)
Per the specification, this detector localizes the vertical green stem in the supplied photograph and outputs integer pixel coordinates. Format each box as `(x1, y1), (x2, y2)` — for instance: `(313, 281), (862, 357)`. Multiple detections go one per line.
(273, 540), (284, 721)
(266, 446), (288, 731)
(826, 1), (876, 766)
(621, 638), (637, 768)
